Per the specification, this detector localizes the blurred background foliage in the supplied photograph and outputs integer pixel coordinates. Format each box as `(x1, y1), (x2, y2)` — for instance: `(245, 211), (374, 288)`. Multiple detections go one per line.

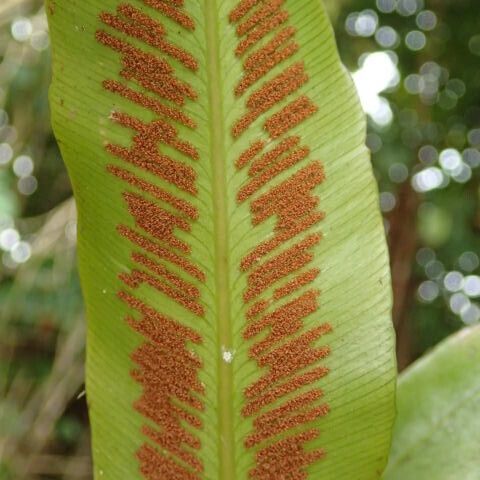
(0, 0), (478, 478)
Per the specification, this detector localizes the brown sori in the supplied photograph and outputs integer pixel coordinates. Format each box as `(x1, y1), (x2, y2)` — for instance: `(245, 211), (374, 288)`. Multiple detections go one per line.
(229, 1), (332, 479)
(96, 2), (205, 479)
(96, 0), (331, 478)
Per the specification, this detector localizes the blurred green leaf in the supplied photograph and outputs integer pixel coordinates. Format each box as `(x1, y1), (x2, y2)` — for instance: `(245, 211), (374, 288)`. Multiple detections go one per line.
(384, 325), (480, 480)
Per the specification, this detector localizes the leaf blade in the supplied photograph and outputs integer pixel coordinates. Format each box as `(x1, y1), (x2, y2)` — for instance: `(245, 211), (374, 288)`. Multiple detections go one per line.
(47, 0), (396, 479)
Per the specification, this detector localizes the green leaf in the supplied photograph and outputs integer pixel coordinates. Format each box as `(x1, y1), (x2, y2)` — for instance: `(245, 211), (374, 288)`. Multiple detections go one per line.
(384, 325), (480, 480)
(47, 0), (396, 479)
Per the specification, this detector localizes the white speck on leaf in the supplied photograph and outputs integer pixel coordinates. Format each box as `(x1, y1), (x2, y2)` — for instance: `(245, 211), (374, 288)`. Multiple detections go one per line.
(221, 346), (235, 364)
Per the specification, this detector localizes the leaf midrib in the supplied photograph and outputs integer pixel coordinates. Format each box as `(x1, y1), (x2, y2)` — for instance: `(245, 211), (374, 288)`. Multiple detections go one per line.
(204, 2), (235, 479)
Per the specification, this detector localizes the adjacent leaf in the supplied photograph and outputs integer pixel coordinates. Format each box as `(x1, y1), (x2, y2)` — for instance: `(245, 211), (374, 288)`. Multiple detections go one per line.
(384, 325), (480, 480)
(47, 0), (396, 479)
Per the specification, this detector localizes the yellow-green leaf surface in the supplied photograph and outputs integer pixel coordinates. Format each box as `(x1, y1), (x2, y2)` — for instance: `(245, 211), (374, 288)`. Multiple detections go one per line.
(384, 325), (480, 480)
(47, 0), (396, 479)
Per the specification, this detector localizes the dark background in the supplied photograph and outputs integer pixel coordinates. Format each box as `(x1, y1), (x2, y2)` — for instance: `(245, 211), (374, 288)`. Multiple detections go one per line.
(0, 0), (479, 478)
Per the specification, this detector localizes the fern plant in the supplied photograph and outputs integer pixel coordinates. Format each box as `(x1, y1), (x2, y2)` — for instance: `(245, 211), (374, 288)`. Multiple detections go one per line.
(47, 0), (397, 479)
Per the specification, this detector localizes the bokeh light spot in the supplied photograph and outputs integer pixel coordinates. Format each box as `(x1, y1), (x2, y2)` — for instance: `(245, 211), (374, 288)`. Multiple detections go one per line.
(468, 129), (480, 146)
(425, 260), (445, 280)
(376, 0), (396, 14)
(31, 31), (50, 51)
(418, 280), (439, 302)
(10, 241), (31, 264)
(449, 292), (470, 314)
(397, 0), (423, 17)
(0, 228), (20, 251)
(439, 148), (461, 172)
(411, 167), (444, 192)
(18, 176), (38, 196)
(460, 303), (480, 325)
(405, 30), (427, 51)
(418, 145), (438, 165)
(0, 143), (13, 166)
(353, 51), (399, 127)
(463, 276), (480, 298)
(416, 10), (437, 31)
(346, 10), (379, 37)
(404, 74), (421, 94)
(469, 35), (480, 56)
(13, 155), (34, 178)
(444, 271), (464, 292)
(451, 163), (472, 184)
(416, 247), (435, 266)
(463, 148), (480, 168)
(380, 191), (396, 212)
(11, 18), (33, 42)
(459, 252), (480, 273)
(366, 133), (383, 153)
(389, 163), (409, 183)
(375, 26), (399, 48)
